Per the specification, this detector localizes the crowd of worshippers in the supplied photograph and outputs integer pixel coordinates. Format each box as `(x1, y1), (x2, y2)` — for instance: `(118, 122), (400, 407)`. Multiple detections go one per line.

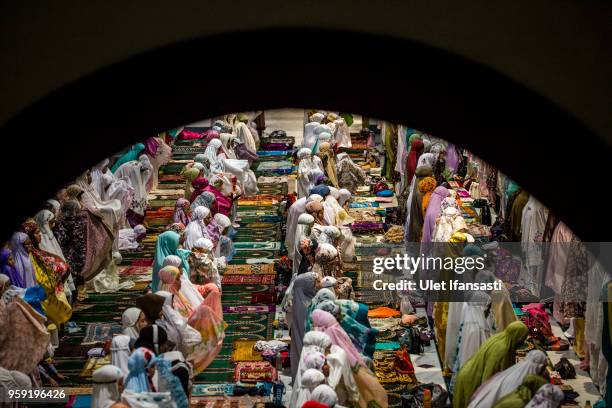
(0, 115), (265, 407)
(0, 110), (575, 408)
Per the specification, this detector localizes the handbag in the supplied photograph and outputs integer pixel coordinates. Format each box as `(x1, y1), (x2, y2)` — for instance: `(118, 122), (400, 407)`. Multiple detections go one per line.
(402, 383), (449, 408)
(400, 326), (423, 354)
(554, 357), (576, 379)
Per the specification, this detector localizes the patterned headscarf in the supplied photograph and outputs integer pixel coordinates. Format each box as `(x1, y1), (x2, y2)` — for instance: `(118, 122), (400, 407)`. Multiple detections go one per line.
(315, 244), (339, 276)
(165, 223), (186, 234)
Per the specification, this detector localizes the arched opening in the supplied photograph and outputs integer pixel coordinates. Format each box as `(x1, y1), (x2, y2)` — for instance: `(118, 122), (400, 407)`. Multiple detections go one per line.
(1, 28), (610, 241)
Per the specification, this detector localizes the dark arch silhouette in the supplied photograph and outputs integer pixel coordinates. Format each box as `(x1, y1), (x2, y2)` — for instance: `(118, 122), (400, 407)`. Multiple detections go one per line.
(1, 28), (609, 241)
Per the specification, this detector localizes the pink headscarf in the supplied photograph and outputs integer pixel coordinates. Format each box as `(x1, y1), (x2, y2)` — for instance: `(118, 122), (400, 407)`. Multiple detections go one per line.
(203, 130), (220, 145)
(190, 177), (209, 203)
(200, 283), (222, 318)
(311, 309), (365, 368)
(203, 185), (232, 217)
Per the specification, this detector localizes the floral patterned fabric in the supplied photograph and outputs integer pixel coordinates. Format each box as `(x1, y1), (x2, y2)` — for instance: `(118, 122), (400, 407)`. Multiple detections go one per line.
(0, 297), (50, 373)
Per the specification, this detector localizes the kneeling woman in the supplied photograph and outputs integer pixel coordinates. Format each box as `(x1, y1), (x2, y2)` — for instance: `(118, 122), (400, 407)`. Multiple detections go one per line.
(158, 266), (225, 374)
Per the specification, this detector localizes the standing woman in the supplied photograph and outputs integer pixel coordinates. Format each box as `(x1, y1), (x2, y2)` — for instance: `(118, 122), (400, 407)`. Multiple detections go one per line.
(22, 221), (72, 326)
(297, 148), (323, 199)
(317, 142), (339, 188)
(54, 196), (114, 299)
(290, 271), (318, 379)
(113, 155), (152, 228)
(1, 248), (23, 288)
(312, 310), (388, 408)
(75, 170), (123, 231)
(111, 143), (146, 172)
(292, 214), (315, 276)
(34, 210), (65, 260)
(8, 232), (36, 288)
(421, 186), (450, 244)
(151, 230), (190, 292)
(404, 167), (434, 243)
(405, 139), (425, 187)
(182, 167), (201, 201)
(35, 209), (76, 299)
(143, 136), (173, 192)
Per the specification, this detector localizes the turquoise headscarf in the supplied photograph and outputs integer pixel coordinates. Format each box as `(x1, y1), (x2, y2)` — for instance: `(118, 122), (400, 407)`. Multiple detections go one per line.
(167, 128), (183, 140)
(111, 143), (146, 172)
(152, 231), (190, 291)
(505, 180), (520, 199)
(305, 298), (378, 359)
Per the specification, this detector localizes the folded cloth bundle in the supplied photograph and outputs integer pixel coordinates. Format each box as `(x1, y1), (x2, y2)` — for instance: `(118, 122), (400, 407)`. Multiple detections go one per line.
(233, 361), (277, 383)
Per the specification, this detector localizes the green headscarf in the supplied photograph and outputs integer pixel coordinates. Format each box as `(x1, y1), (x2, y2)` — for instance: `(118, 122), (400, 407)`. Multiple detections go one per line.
(492, 375), (547, 408)
(453, 321), (529, 408)
(111, 143), (146, 172)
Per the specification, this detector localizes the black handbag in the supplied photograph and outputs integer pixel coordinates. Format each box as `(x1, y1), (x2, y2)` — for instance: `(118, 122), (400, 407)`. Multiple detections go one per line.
(402, 383), (449, 408)
(554, 357), (576, 379)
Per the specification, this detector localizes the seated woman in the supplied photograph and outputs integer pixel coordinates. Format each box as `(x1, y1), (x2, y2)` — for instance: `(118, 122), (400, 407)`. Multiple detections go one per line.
(183, 206), (212, 251)
(92, 251), (135, 293)
(468, 349), (548, 408)
(154, 290), (202, 354)
(158, 266), (225, 374)
(491, 375), (547, 408)
(173, 198), (191, 226)
(452, 321), (529, 408)
(118, 224), (146, 251)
